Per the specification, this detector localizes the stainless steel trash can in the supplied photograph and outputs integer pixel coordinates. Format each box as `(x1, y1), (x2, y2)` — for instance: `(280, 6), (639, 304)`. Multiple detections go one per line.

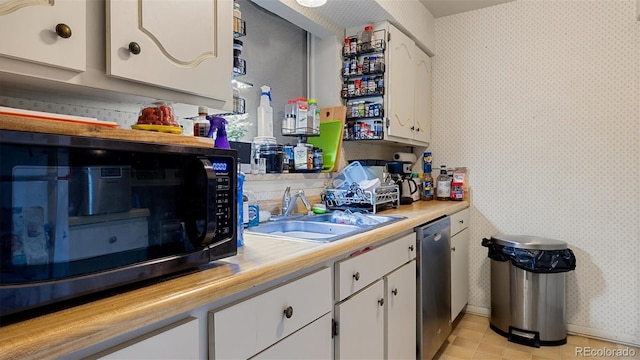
(483, 235), (576, 347)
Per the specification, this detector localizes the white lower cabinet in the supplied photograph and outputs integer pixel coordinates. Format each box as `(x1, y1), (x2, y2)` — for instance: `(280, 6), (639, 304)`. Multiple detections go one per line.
(386, 260), (417, 360)
(335, 279), (385, 359)
(450, 209), (470, 321)
(209, 267), (332, 360)
(90, 317), (200, 359)
(333, 233), (417, 360)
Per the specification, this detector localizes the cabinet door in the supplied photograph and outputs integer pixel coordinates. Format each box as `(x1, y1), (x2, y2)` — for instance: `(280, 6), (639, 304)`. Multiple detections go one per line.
(251, 313), (332, 360)
(386, 260), (417, 360)
(93, 317), (199, 359)
(107, 0), (232, 102)
(385, 24), (415, 142)
(0, 0), (86, 71)
(451, 228), (470, 321)
(335, 280), (385, 360)
(413, 49), (431, 145)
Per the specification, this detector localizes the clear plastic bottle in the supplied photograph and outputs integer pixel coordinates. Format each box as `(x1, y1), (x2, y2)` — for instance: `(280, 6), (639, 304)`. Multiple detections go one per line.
(294, 98), (308, 134)
(233, 2), (242, 34)
(436, 165), (451, 201)
(236, 165), (245, 247)
(421, 172), (434, 201)
(360, 25), (374, 51)
(307, 99), (320, 135)
(282, 99), (296, 135)
(245, 191), (259, 227)
(294, 142), (308, 170)
(193, 106), (210, 137)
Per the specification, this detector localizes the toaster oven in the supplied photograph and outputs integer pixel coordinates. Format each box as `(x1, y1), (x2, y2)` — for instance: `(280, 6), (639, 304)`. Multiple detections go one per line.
(0, 130), (237, 319)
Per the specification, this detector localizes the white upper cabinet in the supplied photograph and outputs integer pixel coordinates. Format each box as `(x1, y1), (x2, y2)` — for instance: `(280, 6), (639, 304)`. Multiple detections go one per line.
(0, 0), (86, 71)
(385, 23), (415, 142)
(107, 0), (232, 102)
(384, 22), (431, 147)
(414, 49), (432, 145)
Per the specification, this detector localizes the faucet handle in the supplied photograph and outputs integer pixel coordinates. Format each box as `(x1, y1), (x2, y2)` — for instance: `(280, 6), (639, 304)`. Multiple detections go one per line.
(282, 186), (292, 215)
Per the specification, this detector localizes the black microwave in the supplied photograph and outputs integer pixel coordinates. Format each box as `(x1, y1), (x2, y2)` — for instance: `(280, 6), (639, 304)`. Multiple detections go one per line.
(0, 130), (237, 318)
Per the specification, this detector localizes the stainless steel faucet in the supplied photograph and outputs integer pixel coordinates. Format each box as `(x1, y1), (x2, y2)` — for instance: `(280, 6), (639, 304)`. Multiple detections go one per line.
(280, 187), (312, 218)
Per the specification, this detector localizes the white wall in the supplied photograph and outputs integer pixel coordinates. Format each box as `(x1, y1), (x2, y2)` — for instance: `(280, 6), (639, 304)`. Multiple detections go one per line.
(431, 0), (640, 345)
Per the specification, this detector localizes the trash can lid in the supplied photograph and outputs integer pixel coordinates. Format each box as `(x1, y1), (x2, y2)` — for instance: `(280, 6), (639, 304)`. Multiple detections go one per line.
(490, 235), (567, 250)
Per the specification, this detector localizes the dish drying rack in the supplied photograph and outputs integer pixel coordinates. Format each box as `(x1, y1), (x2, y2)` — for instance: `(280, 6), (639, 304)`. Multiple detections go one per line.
(322, 183), (399, 213)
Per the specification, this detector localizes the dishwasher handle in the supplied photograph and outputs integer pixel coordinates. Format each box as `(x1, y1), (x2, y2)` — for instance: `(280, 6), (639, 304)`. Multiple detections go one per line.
(416, 216), (450, 240)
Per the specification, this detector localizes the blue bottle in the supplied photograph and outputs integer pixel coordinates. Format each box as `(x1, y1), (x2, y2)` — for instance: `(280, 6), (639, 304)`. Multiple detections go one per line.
(236, 166), (245, 247)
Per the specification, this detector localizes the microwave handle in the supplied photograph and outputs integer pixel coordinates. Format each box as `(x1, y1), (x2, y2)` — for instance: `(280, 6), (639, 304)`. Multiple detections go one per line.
(185, 157), (217, 246)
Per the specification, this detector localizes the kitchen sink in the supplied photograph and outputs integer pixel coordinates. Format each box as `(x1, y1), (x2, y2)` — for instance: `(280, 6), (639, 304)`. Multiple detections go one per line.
(245, 212), (404, 243)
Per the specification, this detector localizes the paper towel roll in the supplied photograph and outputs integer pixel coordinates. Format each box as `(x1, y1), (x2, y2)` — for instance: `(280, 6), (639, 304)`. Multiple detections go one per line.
(393, 152), (417, 163)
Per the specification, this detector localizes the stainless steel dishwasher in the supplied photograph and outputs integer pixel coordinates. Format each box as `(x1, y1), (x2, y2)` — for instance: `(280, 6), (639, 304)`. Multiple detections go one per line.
(416, 216), (451, 360)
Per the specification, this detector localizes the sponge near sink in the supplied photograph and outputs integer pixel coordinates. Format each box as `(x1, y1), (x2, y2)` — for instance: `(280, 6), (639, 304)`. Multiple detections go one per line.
(312, 204), (327, 214)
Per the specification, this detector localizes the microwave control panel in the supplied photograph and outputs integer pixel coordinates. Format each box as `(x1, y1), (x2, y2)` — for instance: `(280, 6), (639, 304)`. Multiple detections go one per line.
(210, 156), (235, 242)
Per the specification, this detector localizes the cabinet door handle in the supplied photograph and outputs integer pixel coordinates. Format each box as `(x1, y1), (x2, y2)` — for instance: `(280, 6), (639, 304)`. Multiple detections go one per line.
(283, 306), (293, 319)
(415, 127), (420, 132)
(408, 245), (414, 252)
(459, 219), (464, 224)
(451, 247), (456, 252)
(353, 272), (360, 281)
(378, 298), (384, 306)
(392, 288), (398, 296)
(108, 236), (118, 244)
(128, 42), (141, 55)
(55, 23), (72, 39)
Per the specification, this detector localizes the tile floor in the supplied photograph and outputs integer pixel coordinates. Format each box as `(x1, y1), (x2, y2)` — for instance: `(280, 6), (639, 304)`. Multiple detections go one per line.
(435, 313), (639, 360)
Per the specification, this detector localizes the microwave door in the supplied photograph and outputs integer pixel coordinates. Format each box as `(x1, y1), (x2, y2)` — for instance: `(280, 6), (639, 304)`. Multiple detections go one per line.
(183, 157), (217, 247)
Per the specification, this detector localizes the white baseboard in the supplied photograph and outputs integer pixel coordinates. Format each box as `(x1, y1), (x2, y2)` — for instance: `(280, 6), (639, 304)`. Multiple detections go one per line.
(567, 324), (639, 348)
(462, 306), (639, 347)
(464, 305), (490, 317)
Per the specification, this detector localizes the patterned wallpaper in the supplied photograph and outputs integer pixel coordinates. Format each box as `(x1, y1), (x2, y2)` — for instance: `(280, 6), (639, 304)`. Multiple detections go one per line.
(432, 0), (639, 344)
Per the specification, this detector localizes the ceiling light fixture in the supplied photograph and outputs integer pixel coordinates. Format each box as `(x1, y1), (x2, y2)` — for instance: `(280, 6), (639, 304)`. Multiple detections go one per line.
(295, 0), (327, 8)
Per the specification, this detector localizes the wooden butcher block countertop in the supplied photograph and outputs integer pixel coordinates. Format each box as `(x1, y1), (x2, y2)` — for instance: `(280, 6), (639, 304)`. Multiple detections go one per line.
(0, 114), (469, 359)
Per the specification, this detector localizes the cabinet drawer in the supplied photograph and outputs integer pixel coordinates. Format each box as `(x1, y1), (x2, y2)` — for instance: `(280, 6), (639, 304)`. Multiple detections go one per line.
(92, 317), (199, 359)
(450, 208), (469, 236)
(210, 267), (332, 360)
(250, 313), (332, 360)
(335, 233), (415, 302)
(68, 217), (148, 261)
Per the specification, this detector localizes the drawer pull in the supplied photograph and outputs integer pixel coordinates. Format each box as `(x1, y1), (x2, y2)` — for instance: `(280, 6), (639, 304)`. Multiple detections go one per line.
(378, 298), (384, 306)
(392, 288), (398, 296)
(283, 306), (293, 319)
(128, 42), (141, 55)
(55, 23), (72, 39)
(353, 272), (360, 281)
(459, 219), (464, 224)
(451, 247), (456, 252)
(108, 236), (118, 244)
(409, 245), (414, 252)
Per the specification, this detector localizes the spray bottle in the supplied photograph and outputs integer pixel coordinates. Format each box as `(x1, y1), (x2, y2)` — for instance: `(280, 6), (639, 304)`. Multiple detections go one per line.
(257, 85), (273, 138)
(206, 116), (231, 149)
